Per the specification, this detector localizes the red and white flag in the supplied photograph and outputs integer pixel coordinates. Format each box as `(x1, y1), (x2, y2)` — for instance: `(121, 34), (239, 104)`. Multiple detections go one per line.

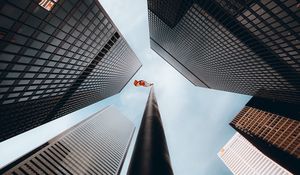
(134, 80), (153, 87)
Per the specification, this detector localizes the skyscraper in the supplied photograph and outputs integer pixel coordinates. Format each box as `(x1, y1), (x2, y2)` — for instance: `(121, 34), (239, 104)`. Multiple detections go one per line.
(127, 87), (173, 175)
(218, 132), (292, 175)
(230, 97), (299, 174)
(147, 0), (300, 104)
(0, 106), (135, 175)
(0, 0), (141, 141)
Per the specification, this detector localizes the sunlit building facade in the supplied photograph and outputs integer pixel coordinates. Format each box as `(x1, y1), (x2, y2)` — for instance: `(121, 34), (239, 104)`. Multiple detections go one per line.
(148, 0), (300, 105)
(0, 106), (135, 175)
(218, 132), (292, 175)
(230, 97), (299, 174)
(0, 0), (141, 141)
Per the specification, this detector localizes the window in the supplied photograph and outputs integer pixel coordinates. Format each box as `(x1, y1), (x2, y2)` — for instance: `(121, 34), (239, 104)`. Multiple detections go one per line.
(39, 0), (59, 11)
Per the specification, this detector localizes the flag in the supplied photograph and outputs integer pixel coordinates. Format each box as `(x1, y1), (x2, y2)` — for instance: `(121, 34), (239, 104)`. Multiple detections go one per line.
(134, 80), (153, 87)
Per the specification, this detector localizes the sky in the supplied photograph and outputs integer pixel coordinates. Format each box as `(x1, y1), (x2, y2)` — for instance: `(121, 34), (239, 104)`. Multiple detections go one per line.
(0, 0), (251, 174)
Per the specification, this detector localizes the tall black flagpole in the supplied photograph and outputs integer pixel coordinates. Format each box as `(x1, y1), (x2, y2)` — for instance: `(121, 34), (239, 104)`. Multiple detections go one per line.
(127, 87), (174, 175)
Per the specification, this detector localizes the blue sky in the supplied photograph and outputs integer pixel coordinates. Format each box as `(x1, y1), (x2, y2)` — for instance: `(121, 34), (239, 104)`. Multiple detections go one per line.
(0, 0), (251, 174)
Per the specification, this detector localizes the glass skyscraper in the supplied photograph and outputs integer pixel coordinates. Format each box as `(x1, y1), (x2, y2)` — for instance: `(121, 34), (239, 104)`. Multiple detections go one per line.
(0, 106), (135, 175)
(147, 0), (300, 105)
(0, 0), (141, 141)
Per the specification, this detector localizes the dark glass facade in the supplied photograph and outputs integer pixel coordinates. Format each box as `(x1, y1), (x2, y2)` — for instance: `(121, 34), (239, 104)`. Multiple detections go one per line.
(230, 97), (300, 174)
(148, 0), (300, 104)
(0, 0), (141, 141)
(0, 106), (135, 175)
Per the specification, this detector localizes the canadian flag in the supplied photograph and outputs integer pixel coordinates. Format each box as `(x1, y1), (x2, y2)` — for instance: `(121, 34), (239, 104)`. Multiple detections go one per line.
(134, 80), (153, 87)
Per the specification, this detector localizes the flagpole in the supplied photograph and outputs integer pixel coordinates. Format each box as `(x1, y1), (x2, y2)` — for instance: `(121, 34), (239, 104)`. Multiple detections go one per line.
(127, 86), (173, 175)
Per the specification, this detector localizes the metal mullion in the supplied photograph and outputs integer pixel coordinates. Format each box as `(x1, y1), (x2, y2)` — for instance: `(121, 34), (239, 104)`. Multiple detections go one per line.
(249, 110), (266, 132)
(45, 147), (74, 174)
(42, 150), (71, 174)
(26, 160), (46, 175)
(79, 124), (122, 163)
(0, 52), (87, 72)
(74, 9), (106, 61)
(18, 164), (32, 175)
(186, 8), (249, 63)
(13, 167), (28, 175)
(61, 137), (101, 174)
(0, 51), (88, 71)
(94, 127), (124, 158)
(36, 153), (64, 174)
(45, 5), (80, 68)
(32, 156), (57, 174)
(242, 6), (299, 64)
(0, 12), (96, 61)
(199, 4), (266, 57)
(30, 158), (51, 175)
(82, 127), (122, 161)
(273, 119), (293, 145)
(12, 6), (53, 94)
(74, 128), (119, 171)
(279, 121), (299, 148)
(51, 144), (83, 174)
(68, 1), (89, 56)
(289, 130), (300, 154)
(66, 133), (113, 174)
(265, 116), (284, 141)
(257, 114), (273, 136)
(89, 127), (123, 164)
(261, 0), (300, 39)
(55, 142), (89, 174)
(39, 152), (67, 175)
(79, 6), (107, 57)
(7, 1), (48, 22)
(244, 109), (258, 130)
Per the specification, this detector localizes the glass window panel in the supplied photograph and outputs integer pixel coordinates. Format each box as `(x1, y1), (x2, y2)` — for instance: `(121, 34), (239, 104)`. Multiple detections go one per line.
(8, 93), (20, 98)
(0, 80), (14, 85)
(43, 24), (56, 35)
(0, 63), (8, 70)
(13, 86), (25, 91)
(49, 16), (61, 27)
(6, 72), (21, 78)
(37, 32), (50, 42)
(26, 15), (42, 28)
(0, 53), (14, 62)
(0, 4), (22, 19)
(29, 66), (40, 72)
(24, 73), (35, 78)
(24, 49), (38, 56)
(31, 40), (43, 49)
(13, 64), (26, 71)
(17, 25), (35, 36)
(4, 44), (21, 53)
(14, 34), (28, 45)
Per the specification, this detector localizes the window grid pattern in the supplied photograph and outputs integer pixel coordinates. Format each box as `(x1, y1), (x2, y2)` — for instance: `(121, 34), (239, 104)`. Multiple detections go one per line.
(218, 133), (292, 175)
(232, 106), (300, 158)
(148, 0), (300, 104)
(236, 0), (300, 72)
(0, 0), (141, 141)
(150, 39), (207, 86)
(2, 107), (135, 175)
(55, 37), (141, 118)
(0, 0), (114, 105)
(215, 0), (254, 16)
